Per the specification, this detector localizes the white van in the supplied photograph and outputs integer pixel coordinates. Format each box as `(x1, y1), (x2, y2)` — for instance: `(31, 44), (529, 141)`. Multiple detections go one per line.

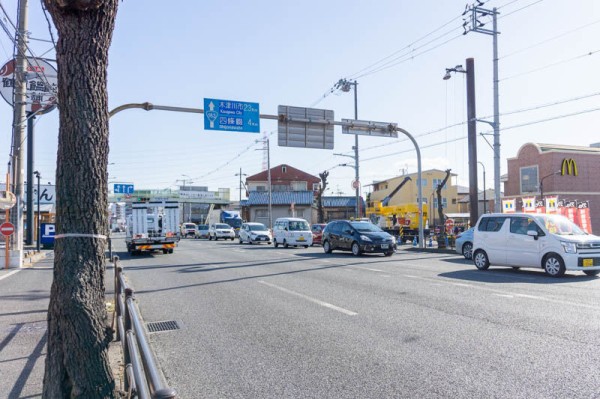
(273, 217), (313, 248)
(472, 212), (600, 277)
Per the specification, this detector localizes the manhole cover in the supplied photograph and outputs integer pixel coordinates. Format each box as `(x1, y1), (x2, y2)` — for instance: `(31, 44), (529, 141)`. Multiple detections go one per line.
(146, 320), (180, 333)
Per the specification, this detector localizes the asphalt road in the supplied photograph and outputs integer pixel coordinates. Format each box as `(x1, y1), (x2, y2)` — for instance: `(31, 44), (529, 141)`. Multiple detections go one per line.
(112, 235), (600, 399)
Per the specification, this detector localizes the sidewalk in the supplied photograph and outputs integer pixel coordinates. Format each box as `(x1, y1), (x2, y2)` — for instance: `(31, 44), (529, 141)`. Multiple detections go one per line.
(0, 252), (121, 398)
(0, 253), (53, 399)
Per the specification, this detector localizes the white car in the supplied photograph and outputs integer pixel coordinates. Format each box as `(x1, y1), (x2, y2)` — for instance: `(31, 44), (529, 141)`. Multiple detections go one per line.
(472, 213), (600, 277)
(208, 223), (235, 241)
(238, 222), (272, 245)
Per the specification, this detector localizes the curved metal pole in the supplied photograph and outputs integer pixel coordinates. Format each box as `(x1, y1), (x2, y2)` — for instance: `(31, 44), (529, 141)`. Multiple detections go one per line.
(396, 128), (424, 248)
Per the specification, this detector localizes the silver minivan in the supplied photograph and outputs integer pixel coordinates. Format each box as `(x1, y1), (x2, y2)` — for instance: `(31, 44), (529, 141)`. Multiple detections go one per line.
(472, 213), (600, 277)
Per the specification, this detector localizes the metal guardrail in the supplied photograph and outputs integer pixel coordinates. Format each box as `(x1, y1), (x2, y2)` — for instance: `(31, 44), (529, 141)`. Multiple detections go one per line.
(113, 255), (177, 399)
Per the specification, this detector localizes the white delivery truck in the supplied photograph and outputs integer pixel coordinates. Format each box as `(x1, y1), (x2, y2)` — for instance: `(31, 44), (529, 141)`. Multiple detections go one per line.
(125, 200), (179, 255)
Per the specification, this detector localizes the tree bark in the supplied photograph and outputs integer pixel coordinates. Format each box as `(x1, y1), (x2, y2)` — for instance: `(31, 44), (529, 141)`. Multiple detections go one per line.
(43, 1), (118, 398)
(317, 171), (329, 223)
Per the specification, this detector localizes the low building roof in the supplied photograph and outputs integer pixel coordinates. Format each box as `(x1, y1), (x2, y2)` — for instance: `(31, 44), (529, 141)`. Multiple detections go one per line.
(246, 191), (314, 206)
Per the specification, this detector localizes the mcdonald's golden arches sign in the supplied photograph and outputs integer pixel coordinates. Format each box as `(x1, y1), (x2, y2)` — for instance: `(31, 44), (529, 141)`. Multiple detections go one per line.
(561, 158), (578, 176)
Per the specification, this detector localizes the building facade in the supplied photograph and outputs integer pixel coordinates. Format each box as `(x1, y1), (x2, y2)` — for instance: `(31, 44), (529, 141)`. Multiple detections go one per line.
(245, 164), (321, 225)
(503, 142), (600, 235)
(368, 169), (460, 215)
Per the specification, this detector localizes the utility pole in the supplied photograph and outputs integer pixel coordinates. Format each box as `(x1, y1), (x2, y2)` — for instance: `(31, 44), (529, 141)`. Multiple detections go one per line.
(25, 113), (34, 245)
(478, 161), (486, 214)
(255, 138), (272, 229)
(466, 59), (479, 227)
(443, 60), (478, 226)
(335, 79), (360, 218)
(235, 168), (247, 203)
(177, 175), (193, 222)
(11, 0), (29, 262)
(463, 4), (501, 211)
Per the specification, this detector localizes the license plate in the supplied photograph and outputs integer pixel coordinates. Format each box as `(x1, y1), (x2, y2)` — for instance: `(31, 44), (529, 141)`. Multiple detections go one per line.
(583, 258), (594, 267)
(381, 244), (389, 249)
(261, 237), (267, 241)
(298, 237), (305, 241)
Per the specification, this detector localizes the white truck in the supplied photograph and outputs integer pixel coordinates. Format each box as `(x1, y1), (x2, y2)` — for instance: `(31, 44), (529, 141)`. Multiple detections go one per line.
(125, 200), (179, 255)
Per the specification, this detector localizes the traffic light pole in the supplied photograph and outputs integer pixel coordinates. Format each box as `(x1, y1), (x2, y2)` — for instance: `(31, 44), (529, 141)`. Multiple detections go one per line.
(110, 102), (425, 248)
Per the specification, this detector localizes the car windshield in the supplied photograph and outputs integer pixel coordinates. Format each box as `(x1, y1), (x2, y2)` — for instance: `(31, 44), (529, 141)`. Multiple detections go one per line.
(216, 224), (230, 229)
(289, 221), (310, 231)
(350, 222), (383, 233)
(312, 225), (324, 232)
(249, 224), (267, 231)
(198, 225), (208, 230)
(534, 214), (586, 235)
(183, 224), (195, 228)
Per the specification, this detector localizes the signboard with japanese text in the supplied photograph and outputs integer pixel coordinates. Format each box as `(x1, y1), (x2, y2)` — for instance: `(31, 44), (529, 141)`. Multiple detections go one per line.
(0, 58), (57, 114)
(204, 98), (260, 133)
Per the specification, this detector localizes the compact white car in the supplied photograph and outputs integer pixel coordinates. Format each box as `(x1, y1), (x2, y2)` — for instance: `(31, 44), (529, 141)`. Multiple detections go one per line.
(208, 223), (235, 241)
(472, 213), (600, 277)
(238, 222), (272, 245)
(272, 217), (313, 248)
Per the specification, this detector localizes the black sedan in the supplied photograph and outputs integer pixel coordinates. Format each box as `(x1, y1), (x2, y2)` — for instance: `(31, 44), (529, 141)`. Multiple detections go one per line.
(322, 220), (396, 256)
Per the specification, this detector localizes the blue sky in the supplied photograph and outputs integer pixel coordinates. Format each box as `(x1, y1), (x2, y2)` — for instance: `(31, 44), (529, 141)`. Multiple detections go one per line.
(0, 0), (598, 199)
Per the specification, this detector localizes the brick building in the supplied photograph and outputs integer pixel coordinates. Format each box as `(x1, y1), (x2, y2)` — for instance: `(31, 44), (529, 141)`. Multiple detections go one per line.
(503, 142), (600, 235)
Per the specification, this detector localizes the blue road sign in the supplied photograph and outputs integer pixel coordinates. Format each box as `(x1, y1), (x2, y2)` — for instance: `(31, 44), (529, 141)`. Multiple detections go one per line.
(40, 223), (55, 248)
(204, 98), (260, 133)
(114, 184), (134, 194)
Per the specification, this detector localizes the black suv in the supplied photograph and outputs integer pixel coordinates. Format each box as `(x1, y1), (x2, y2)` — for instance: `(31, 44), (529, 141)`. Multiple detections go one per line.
(322, 220), (396, 256)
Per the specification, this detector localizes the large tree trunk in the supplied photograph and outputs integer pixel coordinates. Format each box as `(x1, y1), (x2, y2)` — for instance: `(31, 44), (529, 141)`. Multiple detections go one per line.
(43, 1), (118, 398)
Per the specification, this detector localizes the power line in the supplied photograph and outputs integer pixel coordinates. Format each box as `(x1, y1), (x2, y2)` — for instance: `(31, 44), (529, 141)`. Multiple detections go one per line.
(501, 18), (600, 60)
(499, 0), (545, 19)
(501, 48), (600, 81)
(359, 106), (600, 163)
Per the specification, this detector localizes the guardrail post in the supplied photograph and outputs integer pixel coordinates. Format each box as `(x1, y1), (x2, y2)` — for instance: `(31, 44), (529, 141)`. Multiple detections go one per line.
(123, 286), (134, 392)
(153, 388), (178, 399)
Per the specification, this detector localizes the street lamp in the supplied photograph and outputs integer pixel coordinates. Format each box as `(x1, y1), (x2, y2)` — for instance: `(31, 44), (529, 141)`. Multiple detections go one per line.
(33, 170), (40, 251)
(334, 78), (361, 218)
(444, 59), (479, 227)
(539, 170), (560, 201)
(478, 161), (486, 214)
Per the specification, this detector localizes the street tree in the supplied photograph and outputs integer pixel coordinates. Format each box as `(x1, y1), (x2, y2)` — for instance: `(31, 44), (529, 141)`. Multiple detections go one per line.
(317, 171), (329, 223)
(42, 0), (119, 398)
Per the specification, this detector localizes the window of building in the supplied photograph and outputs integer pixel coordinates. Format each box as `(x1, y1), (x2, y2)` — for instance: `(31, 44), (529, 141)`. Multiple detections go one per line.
(433, 197), (448, 209)
(432, 178), (447, 190)
(291, 181), (307, 191)
(452, 198), (457, 205)
(520, 165), (538, 194)
(272, 184), (288, 192)
(416, 178), (428, 187)
(282, 166), (287, 173)
(256, 209), (268, 217)
(256, 186), (266, 192)
(312, 183), (320, 191)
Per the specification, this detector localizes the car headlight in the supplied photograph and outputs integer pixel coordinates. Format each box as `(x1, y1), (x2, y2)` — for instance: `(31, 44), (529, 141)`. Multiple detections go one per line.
(360, 235), (372, 242)
(561, 241), (577, 254)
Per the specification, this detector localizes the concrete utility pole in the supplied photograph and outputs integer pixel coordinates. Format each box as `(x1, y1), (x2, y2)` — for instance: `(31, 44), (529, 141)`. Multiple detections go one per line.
(443, 60), (478, 226)
(11, 0), (29, 263)
(466, 58), (479, 227)
(463, 4), (501, 211)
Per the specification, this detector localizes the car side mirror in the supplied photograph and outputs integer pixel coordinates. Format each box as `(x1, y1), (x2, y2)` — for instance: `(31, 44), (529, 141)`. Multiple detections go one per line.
(527, 230), (538, 240)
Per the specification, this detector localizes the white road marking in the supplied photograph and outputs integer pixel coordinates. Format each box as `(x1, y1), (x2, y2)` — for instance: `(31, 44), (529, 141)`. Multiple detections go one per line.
(352, 266), (384, 273)
(493, 293), (515, 298)
(258, 280), (358, 316)
(400, 273), (600, 310)
(0, 269), (20, 281)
